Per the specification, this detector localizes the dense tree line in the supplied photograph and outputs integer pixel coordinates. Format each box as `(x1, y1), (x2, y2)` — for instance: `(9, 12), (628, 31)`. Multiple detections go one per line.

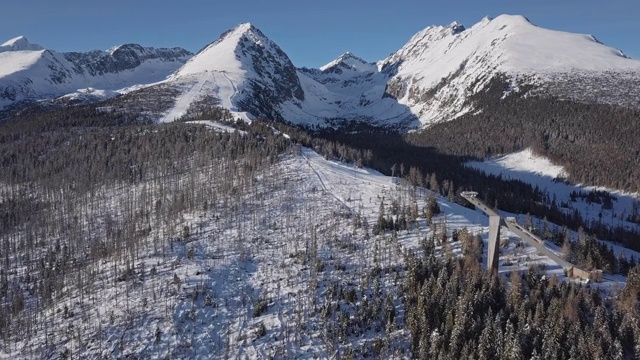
(405, 240), (640, 359)
(408, 77), (640, 193)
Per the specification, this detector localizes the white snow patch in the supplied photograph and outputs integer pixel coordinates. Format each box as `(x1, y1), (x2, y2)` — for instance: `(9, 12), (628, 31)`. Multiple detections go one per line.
(467, 148), (567, 180)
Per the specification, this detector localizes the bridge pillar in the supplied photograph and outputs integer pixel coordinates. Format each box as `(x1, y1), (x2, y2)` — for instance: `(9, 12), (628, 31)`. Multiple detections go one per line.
(487, 215), (501, 272)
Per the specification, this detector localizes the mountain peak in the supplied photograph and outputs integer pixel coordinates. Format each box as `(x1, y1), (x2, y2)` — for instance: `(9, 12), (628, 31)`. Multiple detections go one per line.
(320, 52), (373, 72)
(192, 22), (269, 57)
(488, 14), (534, 27)
(337, 51), (366, 62)
(219, 22), (266, 42)
(179, 22), (279, 77)
(0, 36), (44, 52)
(107, 43), (144, 56)
(449, 21), (466, 34)
(235, 22), (256, 33)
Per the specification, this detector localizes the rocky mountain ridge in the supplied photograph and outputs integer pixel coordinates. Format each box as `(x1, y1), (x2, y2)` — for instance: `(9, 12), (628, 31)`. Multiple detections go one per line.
(3, 15), (640, 128)
(157, 15), (640, 128)
(0, 37), (192, 108)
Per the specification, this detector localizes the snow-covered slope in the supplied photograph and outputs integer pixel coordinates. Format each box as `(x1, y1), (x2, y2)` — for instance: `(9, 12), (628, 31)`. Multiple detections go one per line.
(466, 148), (640, 253)
(6, 143), (629, 357)
(379, 15), (640, 124)
(0, 36), (192, 109)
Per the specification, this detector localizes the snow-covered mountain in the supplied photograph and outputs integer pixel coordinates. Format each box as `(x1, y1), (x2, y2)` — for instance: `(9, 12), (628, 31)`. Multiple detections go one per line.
(163, 23), (304, 122)
(379, 14), (640, 123)
(0, 36), (192, 108)
(162, 24), (416, 126)
(158, 15), (640, 127)
(4, 15), (640, 127)
(0, 36), (45, 52)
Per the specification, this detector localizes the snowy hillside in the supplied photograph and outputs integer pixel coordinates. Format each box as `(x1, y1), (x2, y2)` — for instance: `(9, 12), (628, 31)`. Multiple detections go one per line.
(0, 36), (192, 109)
(3, 136), (627, 357)
(466, 148), (640, 243)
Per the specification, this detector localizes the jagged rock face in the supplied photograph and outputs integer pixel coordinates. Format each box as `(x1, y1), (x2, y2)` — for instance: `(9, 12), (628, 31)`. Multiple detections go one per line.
(64, 45), (192, 76)
(237, 34), (305, 121)
(236, 29), (304, 103)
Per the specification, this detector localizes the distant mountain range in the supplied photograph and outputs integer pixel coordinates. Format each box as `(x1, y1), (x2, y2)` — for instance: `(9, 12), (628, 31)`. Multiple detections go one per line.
(0, 36), (191, 109)
(2, 15), (640, 128)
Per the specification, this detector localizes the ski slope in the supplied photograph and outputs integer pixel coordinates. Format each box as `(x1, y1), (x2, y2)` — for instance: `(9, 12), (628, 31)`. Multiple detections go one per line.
(159, 76), (208, 123)
(160, 71), (252, 123)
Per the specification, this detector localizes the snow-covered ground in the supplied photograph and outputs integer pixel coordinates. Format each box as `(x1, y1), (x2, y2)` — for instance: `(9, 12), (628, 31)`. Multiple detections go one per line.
(6, 144), (625, 358)
(466, 148), (566, 180)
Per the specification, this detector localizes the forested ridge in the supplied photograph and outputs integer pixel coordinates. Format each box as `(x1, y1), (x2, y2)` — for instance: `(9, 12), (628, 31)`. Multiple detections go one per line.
(408, 77), (640, 193)
(0, 104), (290, 353)
(404, 244), (640, 359)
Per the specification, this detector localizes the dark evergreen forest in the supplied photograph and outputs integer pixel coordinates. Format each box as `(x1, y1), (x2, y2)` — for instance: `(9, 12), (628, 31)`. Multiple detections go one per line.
(408, 78), (640, 193)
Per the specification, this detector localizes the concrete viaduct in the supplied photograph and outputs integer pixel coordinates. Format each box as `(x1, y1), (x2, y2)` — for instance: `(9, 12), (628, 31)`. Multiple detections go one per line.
(460, 191), (599, 281)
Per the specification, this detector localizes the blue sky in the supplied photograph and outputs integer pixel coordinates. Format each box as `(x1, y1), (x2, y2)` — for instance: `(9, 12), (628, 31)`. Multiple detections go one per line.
(2, 0), (638, 68)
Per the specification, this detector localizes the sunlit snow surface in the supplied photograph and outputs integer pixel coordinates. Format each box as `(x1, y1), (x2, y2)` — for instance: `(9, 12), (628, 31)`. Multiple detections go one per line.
(466, 148), (566, 180)
(0, 37), (190, 109)
(377, 14), (640, 124)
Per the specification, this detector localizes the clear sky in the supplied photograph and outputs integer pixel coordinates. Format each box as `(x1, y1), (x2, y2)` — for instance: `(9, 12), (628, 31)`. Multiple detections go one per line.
(1, 0), (638, 68)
